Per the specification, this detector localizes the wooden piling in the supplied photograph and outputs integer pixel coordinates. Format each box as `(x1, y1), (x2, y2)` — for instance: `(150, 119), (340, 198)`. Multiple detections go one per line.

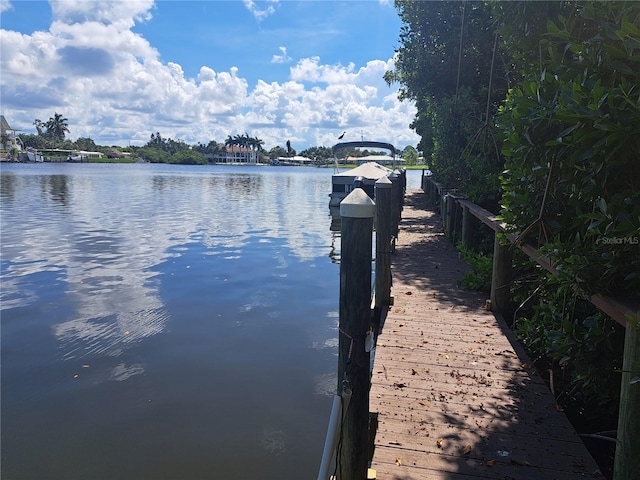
(614, 316), (640, 480)
(375, 176), (393, 313)
(338, 188), (375, 480)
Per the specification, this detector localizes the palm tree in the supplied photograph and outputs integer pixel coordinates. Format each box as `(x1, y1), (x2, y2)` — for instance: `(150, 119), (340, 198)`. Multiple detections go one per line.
(224, 134), (237, 149)
(46, 113), (70, 144)
(248, 135), (265, 163)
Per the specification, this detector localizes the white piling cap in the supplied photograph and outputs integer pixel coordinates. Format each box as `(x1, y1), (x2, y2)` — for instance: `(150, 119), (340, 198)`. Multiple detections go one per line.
(340, 188), (375, 218)
(375, 176), (392, 189)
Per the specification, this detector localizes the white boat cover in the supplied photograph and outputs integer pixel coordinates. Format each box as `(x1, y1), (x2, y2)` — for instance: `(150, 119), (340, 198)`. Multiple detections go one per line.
(333, 162), (391, 179)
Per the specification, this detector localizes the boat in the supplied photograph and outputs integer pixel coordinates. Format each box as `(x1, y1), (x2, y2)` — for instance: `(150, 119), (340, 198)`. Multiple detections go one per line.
(329, 141), (397, 207)
(26, 148), (44, 162)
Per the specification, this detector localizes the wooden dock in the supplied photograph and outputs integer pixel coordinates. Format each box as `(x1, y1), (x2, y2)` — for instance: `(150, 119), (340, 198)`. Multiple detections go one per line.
(369, 190), (604, 480)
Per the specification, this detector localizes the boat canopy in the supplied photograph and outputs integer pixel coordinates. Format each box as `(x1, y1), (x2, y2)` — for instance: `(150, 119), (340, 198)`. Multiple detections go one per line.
(332, 141), (396, 157)
(333, 162), (391, 179)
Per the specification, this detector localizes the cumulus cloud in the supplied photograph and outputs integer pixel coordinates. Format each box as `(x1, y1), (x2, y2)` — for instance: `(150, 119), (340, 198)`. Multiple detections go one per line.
(0, 0), (418, 149)
(49, 0), (154, 28)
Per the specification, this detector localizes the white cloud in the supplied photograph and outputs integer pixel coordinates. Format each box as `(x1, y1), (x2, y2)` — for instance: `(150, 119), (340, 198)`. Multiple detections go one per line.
(0, 0), (418, 150)
(0, 0), (13, 14)
(49, 0), (154, 28)
(271, 46), (291, 64)
(243, 0), (278, 22)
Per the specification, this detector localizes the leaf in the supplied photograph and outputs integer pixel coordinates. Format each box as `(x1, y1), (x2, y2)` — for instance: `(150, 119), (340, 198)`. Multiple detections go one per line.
(597, 197), (608, 214)
(462, 444), (472, 455)
(436, 438), (444, 448)
(395, 457), (402, 466)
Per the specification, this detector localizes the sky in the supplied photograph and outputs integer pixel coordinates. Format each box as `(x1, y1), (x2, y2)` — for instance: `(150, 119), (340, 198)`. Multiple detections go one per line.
(0, 0), (420, 151)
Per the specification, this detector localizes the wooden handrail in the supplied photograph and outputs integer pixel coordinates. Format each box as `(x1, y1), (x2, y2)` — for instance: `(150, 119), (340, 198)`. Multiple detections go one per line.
(423, 175), (639, 480)
(431, 180), (639, 326)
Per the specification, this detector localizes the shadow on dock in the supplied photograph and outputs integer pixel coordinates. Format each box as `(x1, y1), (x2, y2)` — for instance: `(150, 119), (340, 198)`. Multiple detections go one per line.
(369, 190), (605, 480)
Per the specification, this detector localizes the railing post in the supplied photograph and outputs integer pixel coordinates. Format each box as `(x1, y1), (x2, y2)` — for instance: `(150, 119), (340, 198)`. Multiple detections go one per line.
(461, 204), (475, 248)
(338, 188), (375, 480)
(389, 172), (401, 236)
(445, 194), (455, 238)
(614, 317), (640, 480)
(375, 177), (393, 314)
(490, 232), (512, 313)
(452, 196), (463, 244)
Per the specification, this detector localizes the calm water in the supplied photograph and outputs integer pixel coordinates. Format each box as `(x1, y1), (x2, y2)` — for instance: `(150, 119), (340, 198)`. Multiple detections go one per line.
(0, 163), (423, 480)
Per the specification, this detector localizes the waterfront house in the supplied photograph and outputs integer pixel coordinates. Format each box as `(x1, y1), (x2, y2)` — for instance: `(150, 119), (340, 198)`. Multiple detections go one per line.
(1, 115), (20, 150)
(207, 146), (258, 164)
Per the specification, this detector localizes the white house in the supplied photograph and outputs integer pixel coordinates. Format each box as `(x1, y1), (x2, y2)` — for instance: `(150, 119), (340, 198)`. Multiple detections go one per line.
(207, 146), (258, 164)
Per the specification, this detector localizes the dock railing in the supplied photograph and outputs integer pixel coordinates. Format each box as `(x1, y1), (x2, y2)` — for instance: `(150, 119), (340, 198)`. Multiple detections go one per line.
(422, 172), (639, 480)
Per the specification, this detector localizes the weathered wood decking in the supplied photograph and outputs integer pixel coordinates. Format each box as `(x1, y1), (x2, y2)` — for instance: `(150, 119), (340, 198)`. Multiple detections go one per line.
(369, 190), (604, 480)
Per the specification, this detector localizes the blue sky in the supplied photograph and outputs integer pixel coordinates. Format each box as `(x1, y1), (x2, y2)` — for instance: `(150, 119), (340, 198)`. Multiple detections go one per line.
(1, 1), (419, 150)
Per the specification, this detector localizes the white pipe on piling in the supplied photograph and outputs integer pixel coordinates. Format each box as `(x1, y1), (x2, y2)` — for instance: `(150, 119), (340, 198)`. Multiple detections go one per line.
(317, 386), (352, 480)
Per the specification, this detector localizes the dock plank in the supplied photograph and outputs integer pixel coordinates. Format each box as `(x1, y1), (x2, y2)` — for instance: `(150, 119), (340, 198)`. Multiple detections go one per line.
(369, 190), (604, 480)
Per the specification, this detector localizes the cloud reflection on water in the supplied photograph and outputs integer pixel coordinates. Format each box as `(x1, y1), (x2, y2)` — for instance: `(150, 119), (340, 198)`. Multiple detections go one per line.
(1, 165), (334, 365)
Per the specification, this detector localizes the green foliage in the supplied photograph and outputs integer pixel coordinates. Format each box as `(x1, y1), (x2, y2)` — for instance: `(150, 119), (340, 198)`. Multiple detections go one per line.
(43, 113), (70, 144)
(138, 147), (171, 163)
(498, 2), (640, 295)
(457, 244), (493, 292)
(388, 1), (508, 208)
(169, 149), (206, 165)
(75, 137), (98, 151)
(299, 145), (333, 164)
(429, 89), (502, 207)
(145, 132), (190, 154)
(514, 283), (624, 417)
(18, 133), (48, 149)
(389, 1), (496, 102)
(497, 1), (638, 425)
(401, 145), (419, 166)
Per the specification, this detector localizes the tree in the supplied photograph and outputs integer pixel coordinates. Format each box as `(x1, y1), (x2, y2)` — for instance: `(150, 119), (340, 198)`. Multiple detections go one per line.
(75, 137), (97, 151)
(268, 146), (287, 159)
(494, 1), (639, 434)
(498, 1), (640, 295)
(300, 146), (333, 164)
(386, 0), (568, 207)
(18, 133), (47, 149)
(45, 113), (70, 144)
(386, 1), (496, 103)
(224, 134), (238, 149)
(386, 1), (502, 205)
(33, 119), (46, 136)
(401, 145), (418, 166)
(285, 139), (296, 157)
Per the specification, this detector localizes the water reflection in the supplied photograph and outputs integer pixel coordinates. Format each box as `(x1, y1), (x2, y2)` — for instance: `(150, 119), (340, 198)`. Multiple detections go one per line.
(40, 174), (70, 205)
(0, 164), (341, 479)
(1, 164), (336, 357)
